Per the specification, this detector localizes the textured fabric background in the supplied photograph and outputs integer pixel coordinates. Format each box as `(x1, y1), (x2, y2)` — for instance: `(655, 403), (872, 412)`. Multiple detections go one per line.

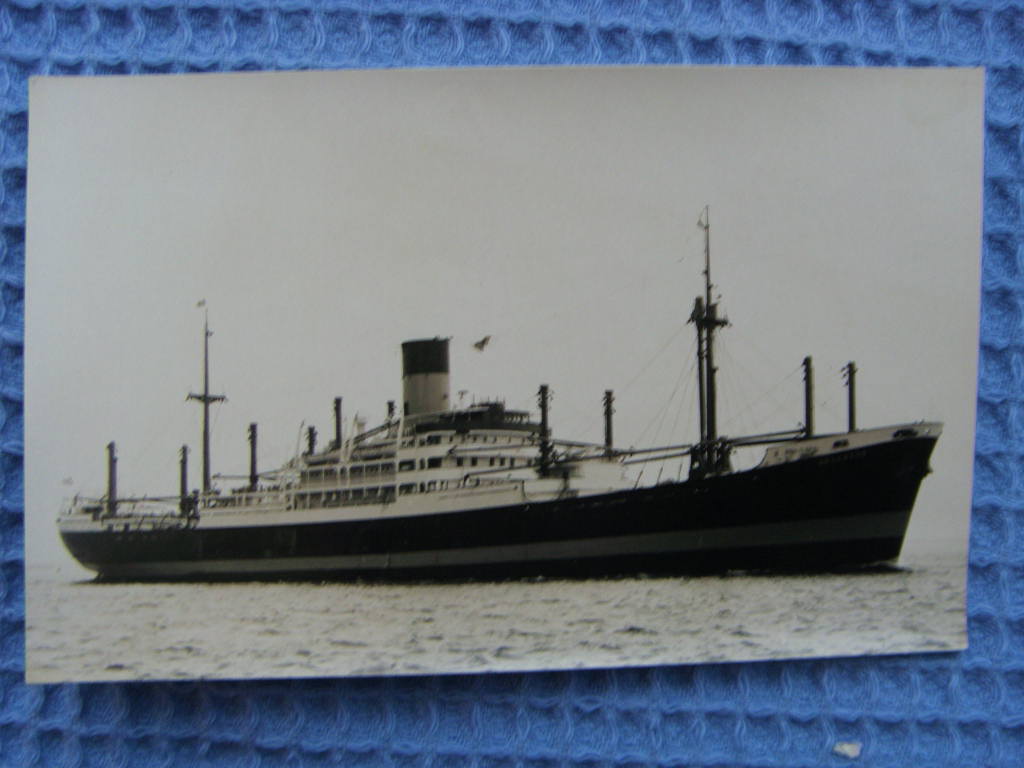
(0, 2), (1017, 766)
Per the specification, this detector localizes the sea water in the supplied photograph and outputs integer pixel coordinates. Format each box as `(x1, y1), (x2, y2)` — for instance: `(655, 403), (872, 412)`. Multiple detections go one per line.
(25, 557), (965, 683)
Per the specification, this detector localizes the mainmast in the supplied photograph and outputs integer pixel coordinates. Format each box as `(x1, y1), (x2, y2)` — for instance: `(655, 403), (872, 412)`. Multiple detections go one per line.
(688, 206), (730, 478)
(187, 305), (226, 495)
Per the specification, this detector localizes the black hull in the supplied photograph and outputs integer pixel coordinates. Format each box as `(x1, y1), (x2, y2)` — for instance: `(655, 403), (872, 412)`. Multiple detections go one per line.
(60, 436), (937, 581)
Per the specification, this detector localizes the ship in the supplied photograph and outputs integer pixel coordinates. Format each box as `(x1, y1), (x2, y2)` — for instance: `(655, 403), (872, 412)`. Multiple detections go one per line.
(57, 211), (941, 581)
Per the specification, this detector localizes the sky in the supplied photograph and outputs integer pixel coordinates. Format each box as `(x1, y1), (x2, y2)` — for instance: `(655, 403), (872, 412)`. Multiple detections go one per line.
(25, 66), (983, 570)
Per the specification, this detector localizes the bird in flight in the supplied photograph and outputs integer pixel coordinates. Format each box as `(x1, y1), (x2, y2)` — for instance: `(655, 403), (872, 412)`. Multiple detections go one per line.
(473, 335), (491, 352)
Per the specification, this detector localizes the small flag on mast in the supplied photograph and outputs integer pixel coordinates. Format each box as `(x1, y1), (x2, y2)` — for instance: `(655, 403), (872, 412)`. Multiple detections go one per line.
(697, 206), (709, 230)
(197, 299), (206, 308)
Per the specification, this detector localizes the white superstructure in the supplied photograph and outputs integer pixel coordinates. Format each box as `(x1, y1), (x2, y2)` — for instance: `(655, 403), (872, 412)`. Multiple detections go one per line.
(59, 398), (633, 533)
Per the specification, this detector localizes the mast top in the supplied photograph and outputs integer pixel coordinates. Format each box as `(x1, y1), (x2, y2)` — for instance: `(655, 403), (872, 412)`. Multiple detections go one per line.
(187, 302), (226, 406)
(698, 205), (712, 308)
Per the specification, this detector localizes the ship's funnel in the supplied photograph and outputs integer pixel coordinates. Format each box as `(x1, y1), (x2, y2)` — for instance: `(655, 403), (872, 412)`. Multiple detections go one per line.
(402, 338), (450, 416)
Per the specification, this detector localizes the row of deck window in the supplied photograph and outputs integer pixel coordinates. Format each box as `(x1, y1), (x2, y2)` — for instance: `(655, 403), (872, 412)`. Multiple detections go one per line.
(302, 454), (530, 483)
(292, 486), (397, 509)
(301, 463), (396, 484)
(290, 476), (513, 510)
(455, 456), (522, 468)
(400, 433), (528, 448)
(396, 457), (445, 471)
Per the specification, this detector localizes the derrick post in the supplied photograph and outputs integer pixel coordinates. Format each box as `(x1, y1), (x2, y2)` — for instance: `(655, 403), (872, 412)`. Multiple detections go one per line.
(803, 356), (814, 438)
(179, 445), (189, 515)
(538, 384), (552, 476)
(248, 423), (258, 489)
(333, 397), (343, 449)
(306, 425), (317, 456)
(844, 361), (857, 432)
(106, 441), (117, 517)
(603, 389), (615, 457)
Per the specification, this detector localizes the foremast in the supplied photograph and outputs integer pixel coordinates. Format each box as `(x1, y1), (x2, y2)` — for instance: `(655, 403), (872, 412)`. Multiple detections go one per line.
(689, 207), (732, 479)
(187, 305), (226, 497)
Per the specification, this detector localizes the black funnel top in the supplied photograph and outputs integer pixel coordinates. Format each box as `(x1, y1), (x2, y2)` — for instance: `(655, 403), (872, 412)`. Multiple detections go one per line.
(402, 338), (450, 376)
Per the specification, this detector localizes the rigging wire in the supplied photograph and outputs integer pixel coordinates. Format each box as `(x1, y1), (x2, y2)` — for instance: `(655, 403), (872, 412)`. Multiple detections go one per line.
(715, 339), (758, 439)
(818, 372), (849, 430)
(715, 345), (779, 472)
(665, 348), (698, 446)
(630, 353), (694, 457)
(720, 334), (849, 434)
(133, 408), (181, 467)
(645, 351), (697, 480)
(630, 362), (685, 449)
(726, 325), (797, 377)
(556, 325), (692, 444)
(733, 352), (842, 434)
(121, 404), (185, 495)
(648, 362), (690, 449)
(716, 355), (803, 436)
(722, 334), (796, 415)
(672, 360), (699, 481)
(618, 325), (690, 398)
(624, 334), (697, 481)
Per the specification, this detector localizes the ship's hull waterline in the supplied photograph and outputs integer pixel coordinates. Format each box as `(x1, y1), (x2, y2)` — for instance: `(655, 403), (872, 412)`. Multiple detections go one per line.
(60, 435), (937, 582)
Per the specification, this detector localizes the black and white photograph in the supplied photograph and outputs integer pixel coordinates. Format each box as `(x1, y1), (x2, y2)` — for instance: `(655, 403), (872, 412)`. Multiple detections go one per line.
(25, 67), (982, 683)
